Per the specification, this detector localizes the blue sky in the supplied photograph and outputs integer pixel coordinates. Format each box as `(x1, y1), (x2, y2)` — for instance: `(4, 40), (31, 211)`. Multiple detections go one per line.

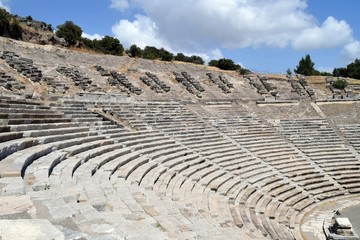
(2, 0), (360, 74)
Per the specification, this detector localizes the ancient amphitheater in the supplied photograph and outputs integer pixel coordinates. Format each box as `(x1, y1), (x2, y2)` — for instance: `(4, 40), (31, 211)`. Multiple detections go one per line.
(1, 37), (360, 240)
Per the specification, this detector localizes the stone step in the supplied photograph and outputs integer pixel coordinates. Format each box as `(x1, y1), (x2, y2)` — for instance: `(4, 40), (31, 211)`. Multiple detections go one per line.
(0, 131), (23, 143)
(0, 113), (65, 119)
(1, 118), (72, 125)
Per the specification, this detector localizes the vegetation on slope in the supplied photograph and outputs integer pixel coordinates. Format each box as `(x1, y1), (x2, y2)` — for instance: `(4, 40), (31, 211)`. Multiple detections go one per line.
(0, 8), (22, 40)
(2, 7), (360, 79)
(294, 54), (332, 77)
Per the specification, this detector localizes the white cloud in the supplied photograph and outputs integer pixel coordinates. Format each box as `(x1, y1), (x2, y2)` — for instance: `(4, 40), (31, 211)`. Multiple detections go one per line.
(342, 40), (360, 62)
(0, 0), (11, 11)
(138, 0), (315, 50)
(292, 17), (353, 50)
(82, 33), (103, 40)
(111, 0), (358, 62)
(112, 15), (223, 62)
(112, 15), (166, 49)
(110, 0), (130, 11)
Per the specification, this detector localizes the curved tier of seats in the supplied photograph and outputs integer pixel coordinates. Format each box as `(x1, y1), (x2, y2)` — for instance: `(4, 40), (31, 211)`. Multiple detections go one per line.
(274, 119), (360, 193)
(1, 98), (360, 239)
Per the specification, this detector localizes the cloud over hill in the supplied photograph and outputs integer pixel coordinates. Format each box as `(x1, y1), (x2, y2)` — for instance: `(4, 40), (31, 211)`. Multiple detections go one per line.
(110, 0), (360, 62)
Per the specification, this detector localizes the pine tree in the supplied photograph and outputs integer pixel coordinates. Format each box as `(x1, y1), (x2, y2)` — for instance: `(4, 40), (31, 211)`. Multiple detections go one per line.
(294, 54), (315, 76)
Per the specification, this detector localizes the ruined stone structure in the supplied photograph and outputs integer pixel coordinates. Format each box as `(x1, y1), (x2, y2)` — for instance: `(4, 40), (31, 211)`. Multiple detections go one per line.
(0, 37), (360, 239)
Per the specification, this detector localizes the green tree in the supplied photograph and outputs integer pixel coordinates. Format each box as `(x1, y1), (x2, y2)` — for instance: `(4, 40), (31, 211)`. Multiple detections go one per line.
(81, 37), (95, 49)
(294, 54), (315, 76)
(159, 48), (173, 61)
(174, 53), (187, 62)
(9, 19), (22, 39)
(0, 8), (22, 40)
(128, 44), (142, 57)
(216, 58), (241, 70)
(332, 79), (348, 90)
(56, 21), (82, 46)
(190, 55), (204, 65)
(0, 8), (11, 37)
(239, 68), (252, 75)
(97, 36), (124, 56)
(208, 59), (219, 67)
(174, 53), (204, 64)
(333, 67), (348, 78)
(346, 59), (360, 79)
(286, 68), (292, 76)
(142, 46), (160, 60)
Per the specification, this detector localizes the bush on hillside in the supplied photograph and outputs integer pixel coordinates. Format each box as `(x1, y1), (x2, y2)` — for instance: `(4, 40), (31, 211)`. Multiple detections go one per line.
(189, 55), (204, 65)
(0, 7), (22, 40)
(9, 19), (22, 39)
(332, 79), (348, 90)
(174, 53), (204, 65)
(333, 59), (360, 80)
(142, 46), (160, 60)
(56, 21), (82, 46)
(159, 48), (173, 61)
(209, 58), (241, 71)
(333, 67), (348, 78)
(95, 36), (124, 56)
(128, 44), (142, 57)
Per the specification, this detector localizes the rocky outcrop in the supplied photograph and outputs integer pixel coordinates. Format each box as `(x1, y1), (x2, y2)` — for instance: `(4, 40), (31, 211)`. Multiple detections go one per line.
(15, 16), (68, 47)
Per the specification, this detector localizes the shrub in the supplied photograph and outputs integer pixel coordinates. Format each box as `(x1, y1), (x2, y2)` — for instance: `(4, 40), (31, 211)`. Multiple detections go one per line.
(332, 79), (348, 90)
(9, 19), (22, 39)
(208, 59), (218, 67)
(159, 48), (173, 61)
(286, 68), (292, 76)
(128, 44), (142, 57)
(174, 53), (187, 62)
(190, 55), (204, 65)
(96, 36), (124, 56)
(56, 21), (82, 46)
(142, 46), (160, 60)
(0, 7), (11, 37)
(175, 53), (204, 65)
(0, 8), (22, 40)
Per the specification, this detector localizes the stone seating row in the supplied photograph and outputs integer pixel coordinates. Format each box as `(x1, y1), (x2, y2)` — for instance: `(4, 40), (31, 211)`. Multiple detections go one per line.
(93, 66), (128, 93)
(1, 51), (43, 82)
(103, 104), (280, 236)
(208, 116), (348, 230)
(33, 113), (255, 239)
(108, 103), (316, 238)
(3, 98), (359, 239)
(173, 72), (204, 97)
(0, 70), (25, 91)
(0, 98), (236, 237)
(206, 73), (233, 94)
(139, 72), (170, 93)
(297, 75), (315, 97)
(109, 71), (142, 95)
(274, 119), (360, 192)
(0, 99), (75, 160)
(42, 76), (69, 94)
(338, 124), (360, 152)
(246, 75), (268, 95)
(258, 75), (277, 96)
(94, 65), (111, 77)
(56, 66), (102, 92)
(0, 97), (128, 165)
(289, 79), (307, 96)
